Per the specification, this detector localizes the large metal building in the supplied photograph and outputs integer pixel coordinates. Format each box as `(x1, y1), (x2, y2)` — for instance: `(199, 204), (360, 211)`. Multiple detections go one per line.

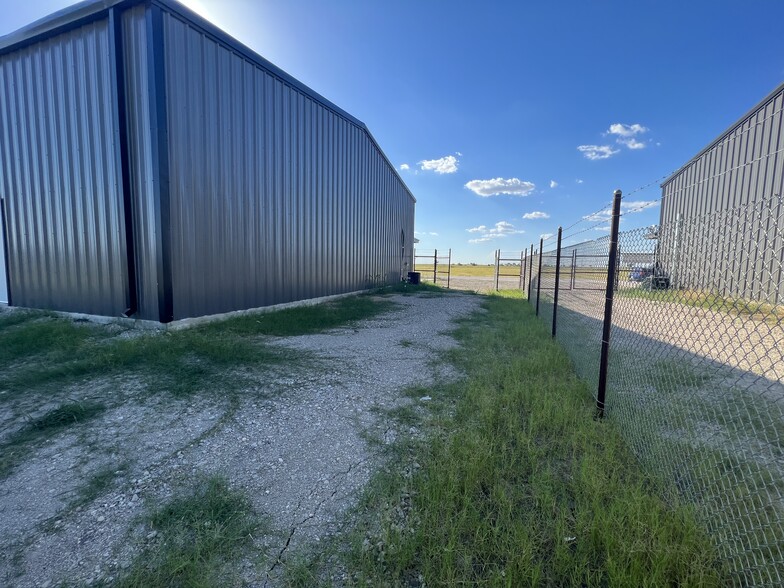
(659, 82), (784, 303)
(0, 0), (415, 322)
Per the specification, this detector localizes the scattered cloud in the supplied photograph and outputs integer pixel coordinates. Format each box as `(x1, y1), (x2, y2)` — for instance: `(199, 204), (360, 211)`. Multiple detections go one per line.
(576, 179), (584, 184)
(619, 138), (646, 149)
(606, 123), (648, 138)
(583, 200), (659, 223)
(467, 221), (524, 243)
(540, 233), (554, 240)
(577, 145), (620, 160)
(399, 163), (410, 171)
(607, 123), (649, 150)
(622, 200), (659, 213)
(465, 177), (536, 197)
(419, 154), (459, 174)
(522, 211), (550, 220)
(549, 180), (558, 189)
(429, 232), (439, 236)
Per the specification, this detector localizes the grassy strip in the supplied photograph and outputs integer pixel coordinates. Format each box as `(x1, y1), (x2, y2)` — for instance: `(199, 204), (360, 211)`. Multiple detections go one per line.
(617, 287), (784, 323)
(115, 476), (260, 587)
(291, 292), (724, 586)
(0, 294), (399, 401)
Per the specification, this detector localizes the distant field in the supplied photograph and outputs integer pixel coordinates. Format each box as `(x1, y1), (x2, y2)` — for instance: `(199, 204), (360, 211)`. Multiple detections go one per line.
(415, 264), (522, 278)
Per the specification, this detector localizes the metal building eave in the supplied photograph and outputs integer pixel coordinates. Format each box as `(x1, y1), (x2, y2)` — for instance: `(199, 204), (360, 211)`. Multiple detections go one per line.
(661, 79), (784, 188)
(149, 0), (416, 204)
(0, 0), (416, 203)
(0, 0), (128, 54)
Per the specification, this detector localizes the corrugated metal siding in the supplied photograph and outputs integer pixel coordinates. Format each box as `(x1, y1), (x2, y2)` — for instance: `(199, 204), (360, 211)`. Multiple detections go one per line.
(0, 199), (7, 303)
(0, 18), (130, 315)
(121, 4), (160, 320)
(660, 87), (784, 303)
(161, 10), (415, 319)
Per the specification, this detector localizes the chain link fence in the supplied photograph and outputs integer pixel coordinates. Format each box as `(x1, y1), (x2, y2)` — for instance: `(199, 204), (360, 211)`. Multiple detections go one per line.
(529, 192), (784, 586)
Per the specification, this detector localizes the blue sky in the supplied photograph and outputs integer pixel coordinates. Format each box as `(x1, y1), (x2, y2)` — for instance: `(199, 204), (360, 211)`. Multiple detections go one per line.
(4, 0), (784, 262)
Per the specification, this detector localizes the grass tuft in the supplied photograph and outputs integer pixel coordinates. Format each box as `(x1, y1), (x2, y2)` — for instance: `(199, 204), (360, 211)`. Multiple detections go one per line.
(0, 401), (106, 479)
(116, 476), (261, 588)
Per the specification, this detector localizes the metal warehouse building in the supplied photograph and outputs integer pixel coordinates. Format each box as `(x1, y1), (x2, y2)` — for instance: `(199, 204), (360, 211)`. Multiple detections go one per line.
(660, 82), (784, 303)
(0, 0), (415, 322)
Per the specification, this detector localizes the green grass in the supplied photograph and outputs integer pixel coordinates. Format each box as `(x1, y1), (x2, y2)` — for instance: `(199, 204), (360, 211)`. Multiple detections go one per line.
(0, 293), (399, 402)
(287, 293), (725, 586)
(115, 476), (261, 588)
(617, 287), (784, 323)
(0, 401), (106, 478)
(0, 293), (401, 482)
(74, 462), (130, 508)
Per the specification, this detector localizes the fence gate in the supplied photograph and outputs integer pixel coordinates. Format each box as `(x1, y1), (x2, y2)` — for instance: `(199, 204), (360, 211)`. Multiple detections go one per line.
(493, 250), (527, 291)
(414, 248), (452, 287)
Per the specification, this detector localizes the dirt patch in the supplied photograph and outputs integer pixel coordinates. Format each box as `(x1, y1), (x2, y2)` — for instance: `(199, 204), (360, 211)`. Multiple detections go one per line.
(0, 292), (482, 587)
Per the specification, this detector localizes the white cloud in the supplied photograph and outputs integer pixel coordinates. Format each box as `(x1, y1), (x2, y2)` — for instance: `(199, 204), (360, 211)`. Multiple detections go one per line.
(465, 177), (536, 197)
(540, 233), (554, 240)
(607, 123), (648, 138)
(607, 123), (649, 150)
(577, 145), (620, 160)
(621, 200), (659, 213)
(549, 180), (558, 189)
(429, 232), (439, 236)
(618, 137), (646, 149)
(491, 221), (519, 234)
(584, 209), (612, 222)
(467, 221), (524, 243)
(522, 211), (550, 220)
(576, 179), (584, 184)
(420, 154), (459, 174)
(583, 200), (659, 224)
(399, 163), (410, 170)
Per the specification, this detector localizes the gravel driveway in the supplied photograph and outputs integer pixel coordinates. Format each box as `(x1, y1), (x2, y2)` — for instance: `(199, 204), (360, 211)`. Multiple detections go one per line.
(0, 291), (482, 587)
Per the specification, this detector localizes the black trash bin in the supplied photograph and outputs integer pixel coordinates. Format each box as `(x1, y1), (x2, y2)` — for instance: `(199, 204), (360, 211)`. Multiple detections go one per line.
(407, 271), (421, 285)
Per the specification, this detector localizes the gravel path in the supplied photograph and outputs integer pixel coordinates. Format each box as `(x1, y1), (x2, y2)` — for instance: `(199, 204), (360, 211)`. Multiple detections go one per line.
(0, 292), (482, 587)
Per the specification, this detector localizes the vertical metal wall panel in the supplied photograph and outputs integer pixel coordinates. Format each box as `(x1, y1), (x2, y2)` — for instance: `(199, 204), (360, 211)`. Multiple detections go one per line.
(161, 10), (414, 319)
(661, 85), (784, 303)
(0, 199), (7, 303)
(0, 19), (129, 316)
(121, 4), (160, 320)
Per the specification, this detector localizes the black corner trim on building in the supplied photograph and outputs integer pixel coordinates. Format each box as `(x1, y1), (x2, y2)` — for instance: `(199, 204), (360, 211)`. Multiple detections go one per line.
(0, 197), (13, 306)
(146, 2), (173, 323)
(109, 7), (138, 318)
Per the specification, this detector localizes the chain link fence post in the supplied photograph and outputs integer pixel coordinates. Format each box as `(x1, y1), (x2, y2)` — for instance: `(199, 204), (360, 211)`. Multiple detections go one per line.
(597, 190), (622, 417)
(552, 227), (563, 338)
(520, 249), (526, 291)
(535, 238), (543, 316)
(527, 243), (534, 300)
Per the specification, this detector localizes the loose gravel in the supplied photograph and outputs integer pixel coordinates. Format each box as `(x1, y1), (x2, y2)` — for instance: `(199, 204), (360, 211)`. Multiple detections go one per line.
(0, 292), (482, 588)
